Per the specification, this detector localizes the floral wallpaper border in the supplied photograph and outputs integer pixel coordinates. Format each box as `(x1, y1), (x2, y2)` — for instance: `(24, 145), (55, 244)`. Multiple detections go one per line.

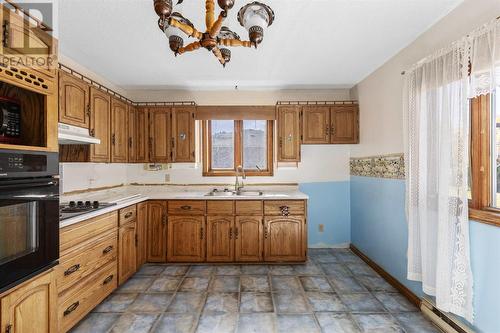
(350, 153), (405, 179)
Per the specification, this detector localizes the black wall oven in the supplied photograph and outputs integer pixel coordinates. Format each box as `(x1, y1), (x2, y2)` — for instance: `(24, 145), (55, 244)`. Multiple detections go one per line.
(0, 149), (59, 292)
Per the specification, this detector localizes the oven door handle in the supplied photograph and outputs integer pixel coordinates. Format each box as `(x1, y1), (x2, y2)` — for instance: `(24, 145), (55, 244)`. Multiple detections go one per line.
(0, 180), (58, 191)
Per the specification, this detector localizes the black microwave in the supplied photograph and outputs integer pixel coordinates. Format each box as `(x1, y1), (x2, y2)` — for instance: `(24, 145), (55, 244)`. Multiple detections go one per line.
(0, 97), (21, 144)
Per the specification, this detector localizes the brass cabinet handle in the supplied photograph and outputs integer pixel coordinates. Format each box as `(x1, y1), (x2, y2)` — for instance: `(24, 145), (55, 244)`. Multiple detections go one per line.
(90, 129), (95, 137)
(5, 324), (12, 333)
(264, 225), (268, 239)
(124, 211), (133, 219)
(279, 206), (290, 217)
(326, 124), (329, 135)
(135, 234), (139, 247)
(162, 214), (167, 225)
(180, 205), (192, 210)
(234, 227), (239, 239)
(200, 227), (204, 240)
(103, 275), (114, 285)
(279, 137), (283, 148)
(229, 227), (233, 240)
(112, 133), (116, 145)
(102, 245), (113, 254)
(330, 126), (335, 136)
(86, 104), (91, 118)
(63, 301), (80, 316)
(128, 137), (133, 148)
(171, 137), (175, 148)
(64, 264), (80, 276)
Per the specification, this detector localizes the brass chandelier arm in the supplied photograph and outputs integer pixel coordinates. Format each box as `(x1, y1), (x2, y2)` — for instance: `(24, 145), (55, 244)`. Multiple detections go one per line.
(205, 0), (216, 30)
(209, 11), (226, 38)
(218, 39), (253, 48)
(169, 18), (203, 39)
(212, 46), (226, 65)
(178, 41), (201, 55)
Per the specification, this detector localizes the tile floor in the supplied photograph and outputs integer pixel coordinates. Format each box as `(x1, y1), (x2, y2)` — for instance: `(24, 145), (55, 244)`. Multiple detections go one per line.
(70, 248), (440, 333)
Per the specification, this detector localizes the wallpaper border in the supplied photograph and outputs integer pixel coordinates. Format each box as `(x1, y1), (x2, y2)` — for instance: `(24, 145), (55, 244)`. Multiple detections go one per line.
(350, 153), (405, 179)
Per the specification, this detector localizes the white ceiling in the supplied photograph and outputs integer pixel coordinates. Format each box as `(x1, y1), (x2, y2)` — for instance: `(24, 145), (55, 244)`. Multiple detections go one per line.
(58, 0), (463, 90)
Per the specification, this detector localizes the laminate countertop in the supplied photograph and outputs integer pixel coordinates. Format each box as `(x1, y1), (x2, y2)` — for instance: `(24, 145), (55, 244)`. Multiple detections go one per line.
(59, 184), (308, 228)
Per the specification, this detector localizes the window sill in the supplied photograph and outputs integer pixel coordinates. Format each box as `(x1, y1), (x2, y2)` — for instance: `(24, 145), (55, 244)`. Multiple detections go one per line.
(203, 170), (274, 177)
(469, 208), (500, 227)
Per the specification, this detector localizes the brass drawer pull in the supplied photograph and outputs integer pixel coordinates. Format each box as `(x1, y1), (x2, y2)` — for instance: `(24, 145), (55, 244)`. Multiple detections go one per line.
(279, 206), (290, 217)
(180, 205), (192, 210)
(200, 227), (204, 240)
(63, 301), (80, 316)
(124, 211), (133, 219)
(234, 227), (239, 239)
(64, 264), (81, 276)
(103, 275), (114, 285)
(102, 245), (113, 254)
(229, 227), (233, 240)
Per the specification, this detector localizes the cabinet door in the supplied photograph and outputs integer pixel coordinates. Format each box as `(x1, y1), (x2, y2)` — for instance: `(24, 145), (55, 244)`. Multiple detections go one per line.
(128, 106), (137, 163)
(118, 221), (137, 285)
(89, 88), (111, 163)
(149, 108), (171, 163)
(167, 216), (205, 262)
(235, 216), (262, 262)
(0, 270), (57, 333)
(263, 216), (305, 262)
(135, 108), (149, 163)
(147, 201), (167, 263)
(136, 202), (148, 268)
(111, 98), (129, 163)
(58, 71), (90, 128)
(302, 106), (330, 144)
(277, 106), (301, 162)
(330, 105), (359, 144)
(206, 216), (234, 262)
(172, 107), (195, 162)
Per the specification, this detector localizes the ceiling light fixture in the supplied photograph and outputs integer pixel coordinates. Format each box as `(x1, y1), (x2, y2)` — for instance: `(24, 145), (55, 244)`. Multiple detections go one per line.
(153, 0), (275, 67)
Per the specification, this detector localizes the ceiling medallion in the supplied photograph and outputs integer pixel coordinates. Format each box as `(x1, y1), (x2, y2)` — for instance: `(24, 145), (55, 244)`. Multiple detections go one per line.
(154, 0), (275, 67)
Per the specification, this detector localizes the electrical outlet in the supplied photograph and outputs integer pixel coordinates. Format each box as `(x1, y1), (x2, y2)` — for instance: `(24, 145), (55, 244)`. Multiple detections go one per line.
(319, 224), (324, 232)
(164, 174), (170, 182)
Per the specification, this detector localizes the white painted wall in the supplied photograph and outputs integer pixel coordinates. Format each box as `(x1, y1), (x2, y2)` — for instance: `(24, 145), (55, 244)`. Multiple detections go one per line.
(350, 0), (500, 158)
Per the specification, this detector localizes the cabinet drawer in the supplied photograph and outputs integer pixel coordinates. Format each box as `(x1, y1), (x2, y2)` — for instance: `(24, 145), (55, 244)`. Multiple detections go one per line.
(60, 212), (118, 255)
(236, 201), (263, 215)
(56, 231), (118, 295)
(264, 200), (305, 216)
(207, 201), (234, 215)
(168, 200), (206, 215)
(119, 205), (137, 226)
(58, 260), (117, 333)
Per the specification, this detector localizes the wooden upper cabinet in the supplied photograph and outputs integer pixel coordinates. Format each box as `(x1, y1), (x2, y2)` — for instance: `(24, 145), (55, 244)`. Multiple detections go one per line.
(149, 108), (171, 163)
(302, 106), (330, 144)
(136, 202), (148, 268)
(277, 106), (301, 162)
(146, 201), (167, 263)
(171, 107), (195, 162)
(118, 221), (137, 285)
(235, 216), (262, 262)
(58, 71), (90, 128)
(330, 105), (359, 144)
(111, 98), (128, 163)
(127, 105), (137, 163)
(0, 270), (57, 333)
(263, 216), (305, 262)
(135, 108), (149, 163)
(167, 216), (205, 262)
(206, 216), (234, 262)
(90, 88), (111, 163)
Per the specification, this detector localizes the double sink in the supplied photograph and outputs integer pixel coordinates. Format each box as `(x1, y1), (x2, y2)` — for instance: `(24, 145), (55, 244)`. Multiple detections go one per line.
(205, 189), (263, 197)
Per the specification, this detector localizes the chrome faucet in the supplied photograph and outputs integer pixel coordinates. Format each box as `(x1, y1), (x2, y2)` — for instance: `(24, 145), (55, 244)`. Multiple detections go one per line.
(235, 165), (246, 192)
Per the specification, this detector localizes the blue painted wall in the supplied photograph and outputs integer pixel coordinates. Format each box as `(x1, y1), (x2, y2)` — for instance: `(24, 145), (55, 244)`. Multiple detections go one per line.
(350, 176), (500, 333)
(299, 181), (351, 247)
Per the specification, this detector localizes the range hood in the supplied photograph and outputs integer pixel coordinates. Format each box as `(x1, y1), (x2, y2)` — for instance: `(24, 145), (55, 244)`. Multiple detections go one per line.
(58, 123), (101, 145)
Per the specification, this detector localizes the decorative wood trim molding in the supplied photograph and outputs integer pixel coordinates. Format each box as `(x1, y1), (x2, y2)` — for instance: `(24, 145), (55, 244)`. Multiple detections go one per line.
(469, 208), (500, 227)
(277, 100), (358, 106)
(350, 153), (405, 179)
(350, 244), (421, 308)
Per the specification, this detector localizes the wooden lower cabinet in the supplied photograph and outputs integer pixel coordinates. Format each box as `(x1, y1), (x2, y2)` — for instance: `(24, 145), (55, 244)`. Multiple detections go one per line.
(235, 216), (263, 262)
(264, 216), (306, 262)
(147, 201), (167, 262)
(167, 216), (206, 262)
(206, 216), (234, 262)
(0, 270), (57, 333)
(118, 221), (137, 285)
(136, 202), (148, 267)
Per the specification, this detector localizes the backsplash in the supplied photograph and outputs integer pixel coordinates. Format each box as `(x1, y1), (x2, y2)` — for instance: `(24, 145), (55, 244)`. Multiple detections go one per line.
(350, 153), (405, 179)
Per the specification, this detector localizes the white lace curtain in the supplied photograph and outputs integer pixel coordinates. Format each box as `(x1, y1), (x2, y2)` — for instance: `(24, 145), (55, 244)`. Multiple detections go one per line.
(403, 18), (500, 323)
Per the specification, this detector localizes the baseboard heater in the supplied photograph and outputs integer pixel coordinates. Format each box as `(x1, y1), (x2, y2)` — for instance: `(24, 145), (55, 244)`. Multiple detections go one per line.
(420, 298), (475, 333)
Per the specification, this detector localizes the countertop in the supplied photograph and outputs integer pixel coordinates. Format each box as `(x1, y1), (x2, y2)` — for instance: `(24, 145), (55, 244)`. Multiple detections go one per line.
(60, 184), (308, 228)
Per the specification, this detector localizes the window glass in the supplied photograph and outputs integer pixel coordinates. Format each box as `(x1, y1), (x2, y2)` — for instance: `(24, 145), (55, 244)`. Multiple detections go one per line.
(211, 120), (234, 169)
(242, 120), (267, 170)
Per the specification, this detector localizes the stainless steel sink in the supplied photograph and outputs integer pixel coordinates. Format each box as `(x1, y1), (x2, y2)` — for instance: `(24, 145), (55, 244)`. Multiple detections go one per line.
(205, 189), (263, 197)
(236, 190), (263, 196)
(205, 190), (236, 197)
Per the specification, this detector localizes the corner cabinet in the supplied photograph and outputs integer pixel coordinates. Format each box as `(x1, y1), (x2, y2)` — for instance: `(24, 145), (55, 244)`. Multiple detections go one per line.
(263, 216), (306, 262)
(330, 104), (359, 144)
(277, 105), (301, 162)
(0, 270), (57, 333)
(111, 98), (129, 163)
